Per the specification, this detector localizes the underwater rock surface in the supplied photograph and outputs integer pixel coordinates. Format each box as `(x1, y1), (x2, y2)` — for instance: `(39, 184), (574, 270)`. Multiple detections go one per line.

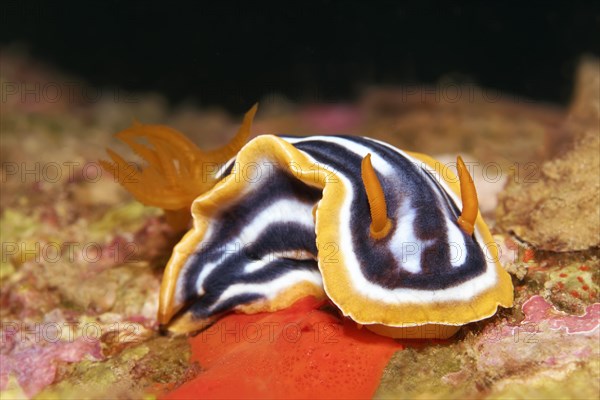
(1, 51), (598, 399)
(497, 59), (600, 252)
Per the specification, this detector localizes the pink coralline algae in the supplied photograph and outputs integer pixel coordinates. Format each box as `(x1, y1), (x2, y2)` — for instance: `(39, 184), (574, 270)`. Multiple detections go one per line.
(476, 295), (599, 375)
(0, 336), (103, 397)
(521, 295), (600, 334)
(480, 295), (599, 344)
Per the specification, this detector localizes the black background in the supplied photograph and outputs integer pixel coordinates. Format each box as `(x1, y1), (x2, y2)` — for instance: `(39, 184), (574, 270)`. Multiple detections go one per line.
(2, 0), (599, 113)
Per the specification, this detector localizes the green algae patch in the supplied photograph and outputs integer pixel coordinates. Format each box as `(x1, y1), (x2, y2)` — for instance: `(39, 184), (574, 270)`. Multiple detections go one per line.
(0, 259), (15, 281)
(33, 260), (159, 316)
(375, 344), (473, 399)
(499, 243), (599, 316)
(132, 336), (198, 385)
(38, 336), (194, 399)
(488, 359), (600, 400)
(545, 259), (599, 312)
(87, 202), (161, 242)
(0, 209), (42, 272)
(0, 209), (41, 240)
(0, 375), (29, 400)
(38, 345), (149, 399)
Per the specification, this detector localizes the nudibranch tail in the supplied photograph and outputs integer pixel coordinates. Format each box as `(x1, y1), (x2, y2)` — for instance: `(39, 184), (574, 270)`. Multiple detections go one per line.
(456, 155), (478, 235)
(361, 153), (392, 239)
(100, 105), (258, 230)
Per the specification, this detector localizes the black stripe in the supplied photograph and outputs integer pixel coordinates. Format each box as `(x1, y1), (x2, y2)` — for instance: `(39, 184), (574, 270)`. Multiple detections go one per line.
(294, 137), (487, 290)
(181, 162), (321, 320)
(243, 223), (318, 261)
(183, 167), (320, 285)
(358, 137), (460, 218)
(190, 293), (263, 318)
(214, 157), (236, 180)
(188, 257), (318, 319)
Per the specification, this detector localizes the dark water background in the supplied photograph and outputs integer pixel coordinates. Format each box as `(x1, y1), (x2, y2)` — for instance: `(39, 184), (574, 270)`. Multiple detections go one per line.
(2, 0), (599, 112)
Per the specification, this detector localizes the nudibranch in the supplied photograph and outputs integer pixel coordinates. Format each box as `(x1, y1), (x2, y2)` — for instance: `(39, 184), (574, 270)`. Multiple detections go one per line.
(102, 105), (514, 339)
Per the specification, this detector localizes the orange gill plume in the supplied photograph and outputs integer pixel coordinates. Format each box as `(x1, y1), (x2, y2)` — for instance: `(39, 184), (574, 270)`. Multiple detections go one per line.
(361, 153), (392, 239)
(456, 156), (478, 235)
(100, 104), (258, 231)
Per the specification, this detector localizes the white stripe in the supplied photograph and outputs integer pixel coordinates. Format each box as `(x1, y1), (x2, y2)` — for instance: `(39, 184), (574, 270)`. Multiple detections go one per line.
(175, 223), (215, 303)
(284, 136), (395, 176)
(189, 198), (315, 295)
(388, 200), (437, 274)
(244, 250), (316, 273)
(209, 269), (323, 311)
(195, 241), (241, 294)
(362, 137), (471, 268)
(363, 136), (464, 214)
(214, 157), (236, 179)
(447, 220), (468, 267)
(287, 141), (498, 309)
(334, 168), (497, 305)
(238, 199), (315, 244)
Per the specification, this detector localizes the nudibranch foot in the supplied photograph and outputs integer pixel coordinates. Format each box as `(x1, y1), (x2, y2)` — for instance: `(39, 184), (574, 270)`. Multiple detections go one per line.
(365, 323), (461, 340)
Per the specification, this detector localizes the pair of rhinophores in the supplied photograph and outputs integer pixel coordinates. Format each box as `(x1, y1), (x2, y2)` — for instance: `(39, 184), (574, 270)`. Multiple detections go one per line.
(101, 105), (513, 339)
